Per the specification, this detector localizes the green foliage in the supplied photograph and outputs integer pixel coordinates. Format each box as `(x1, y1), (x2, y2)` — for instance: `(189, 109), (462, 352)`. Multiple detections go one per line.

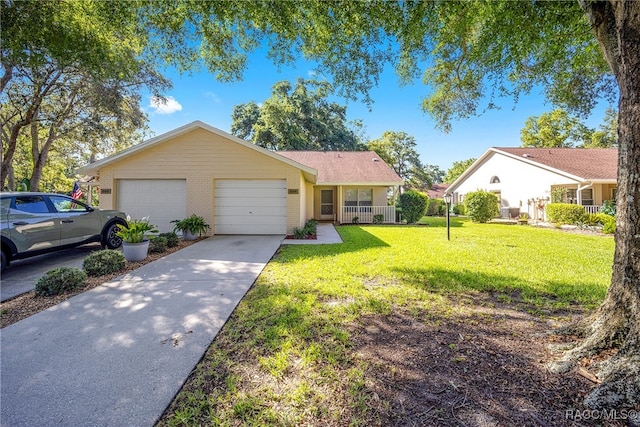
(171, 214), (210, 236)
(581, 213), (616, 234)
(545, 203), (586, 224)
(35, 267), (87, 296)
(426, 198), (445, 216)
(82, 250), (126, 277)
(158, 232), (180, 248)
(292, 219), (318, 239)
(373, 214), (384, 224)
(600, 200), (616, 216)
(398, 190), (429, 224)
(551, 187), (567, 203)
(520, 108), (592, 148)
(444, 158), (476, 184)
(367, 131), (431, 190)
(452, 204), (466, 215)
(149, 236), (168, 253)
(230, 79), (362, 151)
(464, 191), (500, 223)
(116, 216), (159, 243)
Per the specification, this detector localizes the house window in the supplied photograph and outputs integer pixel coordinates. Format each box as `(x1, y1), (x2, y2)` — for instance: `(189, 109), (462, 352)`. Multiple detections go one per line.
(612, 188), (617, 201)
(345, 189), (373, 211)
(566, 189), (594, 205)
(490, 176), (500, 184)
(581, 189), (594, 206)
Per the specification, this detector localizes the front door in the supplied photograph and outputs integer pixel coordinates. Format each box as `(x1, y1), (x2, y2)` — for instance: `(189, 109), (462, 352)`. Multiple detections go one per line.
(320, 189), (334, 220)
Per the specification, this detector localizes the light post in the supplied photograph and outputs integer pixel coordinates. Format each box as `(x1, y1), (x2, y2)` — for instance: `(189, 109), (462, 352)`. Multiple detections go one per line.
(443, 193), (452, 241)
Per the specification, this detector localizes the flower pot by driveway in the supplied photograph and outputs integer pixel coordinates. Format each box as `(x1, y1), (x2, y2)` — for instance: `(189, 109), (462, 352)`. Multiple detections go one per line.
(122, 240), (150, 262)
(182, 231), (197, 241)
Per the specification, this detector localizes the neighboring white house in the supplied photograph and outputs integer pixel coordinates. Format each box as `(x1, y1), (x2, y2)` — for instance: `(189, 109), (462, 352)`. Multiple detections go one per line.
(445, 147), (618, 220)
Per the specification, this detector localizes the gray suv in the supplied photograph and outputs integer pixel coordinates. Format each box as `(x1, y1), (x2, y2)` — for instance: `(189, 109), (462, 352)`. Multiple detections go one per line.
(1, 192), (127, 271)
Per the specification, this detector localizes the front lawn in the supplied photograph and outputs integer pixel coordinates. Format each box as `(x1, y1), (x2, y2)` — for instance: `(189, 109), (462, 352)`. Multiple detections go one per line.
(158, 219), (615, 426)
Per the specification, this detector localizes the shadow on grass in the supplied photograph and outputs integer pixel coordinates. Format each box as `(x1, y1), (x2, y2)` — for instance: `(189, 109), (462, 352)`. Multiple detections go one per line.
(391, 266), (604, 309)
(416, 216), (466, 228)
(275, 226), (390, 262)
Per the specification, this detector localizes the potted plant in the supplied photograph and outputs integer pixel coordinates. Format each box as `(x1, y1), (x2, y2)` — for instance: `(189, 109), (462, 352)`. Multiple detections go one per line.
(517, 213), (529, 225)
(115, 216), (159, 261)
(171, 214), (210, 240)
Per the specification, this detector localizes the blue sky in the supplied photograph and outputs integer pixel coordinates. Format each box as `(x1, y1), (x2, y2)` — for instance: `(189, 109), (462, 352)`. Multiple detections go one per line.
(143, 53), (615, 172)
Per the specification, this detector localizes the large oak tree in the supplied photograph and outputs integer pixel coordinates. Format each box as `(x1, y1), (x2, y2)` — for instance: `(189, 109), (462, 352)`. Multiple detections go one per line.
(139, 0), (638, 409)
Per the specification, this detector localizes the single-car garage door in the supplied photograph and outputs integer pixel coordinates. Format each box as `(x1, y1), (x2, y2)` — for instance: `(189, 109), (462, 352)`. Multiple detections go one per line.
(215, 180), (286, 234)
(118, 179), (186, 232)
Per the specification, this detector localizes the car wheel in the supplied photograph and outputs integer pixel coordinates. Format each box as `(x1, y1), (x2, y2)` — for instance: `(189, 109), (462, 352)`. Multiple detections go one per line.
(1, 249), (7, 271)
(103, 222), (124, 249)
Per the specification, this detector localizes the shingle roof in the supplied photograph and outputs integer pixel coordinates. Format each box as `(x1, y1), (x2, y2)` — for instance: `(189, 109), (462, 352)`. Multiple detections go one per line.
(495, 147), (618, 180)
(278, 151), (403, 185)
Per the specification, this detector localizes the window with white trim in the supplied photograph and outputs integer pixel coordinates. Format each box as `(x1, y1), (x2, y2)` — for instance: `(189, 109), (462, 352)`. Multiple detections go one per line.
(345, 189), (373, 211)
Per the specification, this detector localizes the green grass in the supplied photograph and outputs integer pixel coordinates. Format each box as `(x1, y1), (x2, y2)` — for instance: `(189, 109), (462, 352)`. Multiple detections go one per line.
(159, 218), (614, 426)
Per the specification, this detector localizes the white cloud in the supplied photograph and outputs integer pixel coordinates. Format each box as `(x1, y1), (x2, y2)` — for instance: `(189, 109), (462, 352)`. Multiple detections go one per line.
(149, 96), (183, 115)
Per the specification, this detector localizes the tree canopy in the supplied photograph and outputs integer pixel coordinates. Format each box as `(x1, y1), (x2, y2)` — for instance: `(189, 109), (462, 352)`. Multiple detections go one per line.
(444, 158), (476, 184)
(230, 79), (362, 151)
(520, 108), (618, 148)
(367, 131), (435, 191)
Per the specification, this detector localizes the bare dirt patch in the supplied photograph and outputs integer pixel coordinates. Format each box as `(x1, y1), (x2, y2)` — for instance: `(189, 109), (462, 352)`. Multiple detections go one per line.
(348, 297), (626, 426)
(0, 238), (202, 329)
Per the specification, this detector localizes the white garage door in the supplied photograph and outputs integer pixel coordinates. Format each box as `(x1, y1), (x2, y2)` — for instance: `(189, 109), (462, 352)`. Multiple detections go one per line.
(215, 180), (286, 234)
(118, 180), (186, 233)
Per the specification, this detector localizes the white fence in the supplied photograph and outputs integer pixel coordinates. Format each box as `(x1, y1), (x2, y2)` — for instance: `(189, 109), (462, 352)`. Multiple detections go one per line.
(341, 206), (396, 224)
(584, 205), (602, 214)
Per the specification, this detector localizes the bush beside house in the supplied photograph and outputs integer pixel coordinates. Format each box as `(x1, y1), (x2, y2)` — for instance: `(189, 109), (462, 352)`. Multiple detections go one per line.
(464, 191), (499, 223)
(398, 191), (429, 224)
(545, 203), (586, 225)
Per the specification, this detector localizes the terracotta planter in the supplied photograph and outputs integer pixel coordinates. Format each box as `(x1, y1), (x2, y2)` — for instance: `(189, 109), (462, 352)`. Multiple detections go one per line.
(122, 240), (150, 262)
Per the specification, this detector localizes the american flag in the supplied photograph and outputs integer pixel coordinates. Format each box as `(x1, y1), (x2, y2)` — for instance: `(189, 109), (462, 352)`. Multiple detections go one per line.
(72, 182), (83, 200)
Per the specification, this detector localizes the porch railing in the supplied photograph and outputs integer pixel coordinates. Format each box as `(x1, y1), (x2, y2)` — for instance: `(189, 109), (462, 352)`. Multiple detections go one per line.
(583, 205), (602, 214)
(341, 206), (396, 224)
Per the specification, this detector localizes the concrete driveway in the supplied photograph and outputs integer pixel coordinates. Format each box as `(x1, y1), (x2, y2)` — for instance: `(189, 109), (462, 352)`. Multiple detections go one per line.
(0, 235), (283, 427)
(1, 243), (104, 302)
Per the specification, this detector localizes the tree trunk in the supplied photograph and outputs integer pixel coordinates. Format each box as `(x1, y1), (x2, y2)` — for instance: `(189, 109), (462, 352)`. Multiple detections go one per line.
(551, 0), (640, 411)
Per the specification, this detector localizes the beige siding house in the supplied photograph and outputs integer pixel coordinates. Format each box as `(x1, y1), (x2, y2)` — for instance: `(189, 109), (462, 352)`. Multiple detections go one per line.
(78, 121), (402, 235)
(445, 147), (617, 220)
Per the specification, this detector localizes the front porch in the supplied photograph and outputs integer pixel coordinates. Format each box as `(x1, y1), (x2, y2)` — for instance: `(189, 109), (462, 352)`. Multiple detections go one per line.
(341, 205), (396, 224)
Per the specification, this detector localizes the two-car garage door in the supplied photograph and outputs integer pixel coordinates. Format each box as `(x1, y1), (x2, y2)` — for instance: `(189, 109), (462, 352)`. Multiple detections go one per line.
(215, 180), (286, 235)
(118, 179), (286, 235)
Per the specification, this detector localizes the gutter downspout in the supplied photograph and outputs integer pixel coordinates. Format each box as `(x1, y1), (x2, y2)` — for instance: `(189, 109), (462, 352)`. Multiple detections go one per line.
(577, 181), (593, 205)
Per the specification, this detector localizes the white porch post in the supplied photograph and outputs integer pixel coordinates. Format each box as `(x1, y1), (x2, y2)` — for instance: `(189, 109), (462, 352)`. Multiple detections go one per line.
(337, 185), (343, 224)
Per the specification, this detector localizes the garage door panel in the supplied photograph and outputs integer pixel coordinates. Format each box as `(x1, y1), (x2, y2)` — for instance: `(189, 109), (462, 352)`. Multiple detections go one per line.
(118, 180), (186, 233)
(214, 180), (286, 235)
(216, 180), (285, 189)
(215, 206), (286, 217)
(214, 196), (286, 208)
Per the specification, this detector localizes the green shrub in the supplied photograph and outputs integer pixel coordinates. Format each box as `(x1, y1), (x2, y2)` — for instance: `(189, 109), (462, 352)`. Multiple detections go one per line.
(83, 250), (126, 276)
(293, 227), (307, 239)
(149, 236), (168, 253)
(600, 199), (616, 216)
(373, 214), (384, 224)
(545, 203), (586, 224)
(398, 190), (429, 223)
(426, 198), (444, 216)
(602, 217), (616, 234)
(303, 219), (317, 235)
(158, 232), (179, 248)
(452, 204), (466, 215)
(35, 267), (87, 296)
(464, 190), (499, 223)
